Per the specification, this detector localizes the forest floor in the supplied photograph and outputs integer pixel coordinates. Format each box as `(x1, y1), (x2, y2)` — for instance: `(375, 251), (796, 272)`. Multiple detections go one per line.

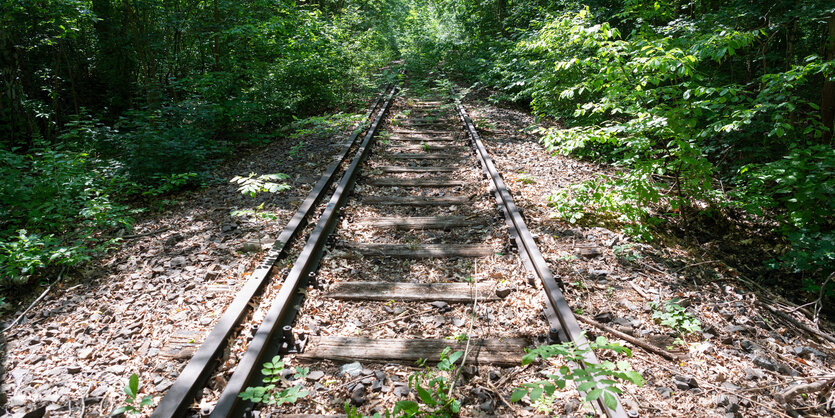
(1, 87), (834, 417)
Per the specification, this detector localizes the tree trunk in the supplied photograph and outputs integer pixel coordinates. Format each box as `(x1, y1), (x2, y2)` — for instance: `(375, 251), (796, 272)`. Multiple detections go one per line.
(822, 13), (835, 142)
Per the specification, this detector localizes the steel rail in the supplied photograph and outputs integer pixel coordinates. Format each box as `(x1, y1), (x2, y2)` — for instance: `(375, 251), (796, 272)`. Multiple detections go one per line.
(453, 98), (628, 418)
(209, 84), (398, 417)
(151, 83), (394, 418)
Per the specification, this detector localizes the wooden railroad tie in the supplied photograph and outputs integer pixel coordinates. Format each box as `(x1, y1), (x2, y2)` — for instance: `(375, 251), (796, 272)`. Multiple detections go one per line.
(337, 242), (497, 258)
(386, 145), (465, 153)
(361, 195), (470, 206)
(354, 216), (485, 230)
(367, 177), (466, 187)
(387, 135), (456, 142)
(390, 129), (454, 135)
(325, 281), (498, 302)
(384, 153), (465, 160)
(377, 166), (457, 173)
(297, 337), (528, 366)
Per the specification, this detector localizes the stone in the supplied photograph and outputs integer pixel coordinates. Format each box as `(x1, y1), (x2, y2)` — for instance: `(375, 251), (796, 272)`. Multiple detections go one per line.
(565, 398), (582, 413)
(66, 365), (82, 375)
(576, 247), (602, 258)
(479, 399), (494, 413)
(743, 368), (765, 380)
(306, 371), (325, 381)
(340, 362), (363, 377)
(495, 287), (512, 298)
(429, 301), (451, 312)
(170, 256), (187, 267)
(656, 387), (674, 398)
(793, 346), (826, 359)
(452, 317), (466, 327)
(593, 312), (614, 323)
(350, 383), (366, 406)
(371, 380), (383, 392)
(752, 355), (781, 372)
(724, 325), (747, 334)
(740, 340), (761, 353)
(672, 375), (698, 389)
(155, 380), (173, 392)
(619, 299), (639, 311)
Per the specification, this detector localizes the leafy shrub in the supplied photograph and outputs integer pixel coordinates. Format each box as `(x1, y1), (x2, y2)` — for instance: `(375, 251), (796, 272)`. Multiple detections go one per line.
(511, 336), (643, 411)
(0, 143), (136, 285)
(648, 299), (702, 347)
(239, 355), (308, 405)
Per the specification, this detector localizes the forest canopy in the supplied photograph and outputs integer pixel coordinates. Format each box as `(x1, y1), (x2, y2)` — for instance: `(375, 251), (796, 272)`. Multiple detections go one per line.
(1, 0), (834, 300)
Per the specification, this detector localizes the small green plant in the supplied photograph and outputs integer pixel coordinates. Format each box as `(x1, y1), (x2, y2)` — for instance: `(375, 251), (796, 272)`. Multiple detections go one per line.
(422, 143), (430, 151)
(289, 141), (305, 159)
(511, 336), (644, 411)
(613, 244), (642, 263)
(517, 173), (535, 184)
(531, 391), (559, 415)
(394, 347), (464, 417)
(230, 173), (290, 245)
(239, 355), (309, 405)
(231, 173), (290, 198)
(111, 374), (153, 415)
(648, 299), (702, 347)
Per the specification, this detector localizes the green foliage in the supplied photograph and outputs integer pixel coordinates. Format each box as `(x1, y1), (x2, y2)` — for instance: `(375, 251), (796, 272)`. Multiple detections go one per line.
(239, 355), (309, 405)
(289, 113), (367, 140)
(649, 299), (702, 345)
(0, 143), (137, 285)
(432, 0), (835, 289)
(512, 336), (644, 411)
(230, 173), (290, 198)
(735, 145), (835, 274)
(0, 0), (403, 290)
(111, 374), (153, 415)
(371, 347), (464, 417)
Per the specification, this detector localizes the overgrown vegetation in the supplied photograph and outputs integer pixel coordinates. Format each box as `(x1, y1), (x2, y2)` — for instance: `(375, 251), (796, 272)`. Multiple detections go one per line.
(0, 0), (404, 288)
(111, 374), (153, 415)
(239, 355), (309, 406)
(407, 0), (835, 296)
(511, 336), (644, 412)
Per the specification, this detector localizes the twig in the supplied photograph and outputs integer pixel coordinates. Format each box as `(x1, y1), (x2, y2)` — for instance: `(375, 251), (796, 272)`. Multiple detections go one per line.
(3, 267), (66, 332)
(775, 375), (835, 406)
(121, 227), (171, 240)
(485, 381), (514, 410)
(629, 282), (651, 300)
(673, 260), (718, 273)
(80, 386), (89, 418)
(708, 381), (794, 418)
(370, 308), (432, 328)
(448, 260), (478, 399)
(759, 301), (835, 345)
(577, 315), (682, 362)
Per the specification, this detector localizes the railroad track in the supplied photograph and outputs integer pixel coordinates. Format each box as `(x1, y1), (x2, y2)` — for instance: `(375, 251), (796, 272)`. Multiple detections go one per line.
(152, 80), (627, 417)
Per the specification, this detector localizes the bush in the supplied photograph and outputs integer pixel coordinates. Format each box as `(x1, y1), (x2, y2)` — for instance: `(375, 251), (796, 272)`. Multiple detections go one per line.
(0, 142), (136, 285)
